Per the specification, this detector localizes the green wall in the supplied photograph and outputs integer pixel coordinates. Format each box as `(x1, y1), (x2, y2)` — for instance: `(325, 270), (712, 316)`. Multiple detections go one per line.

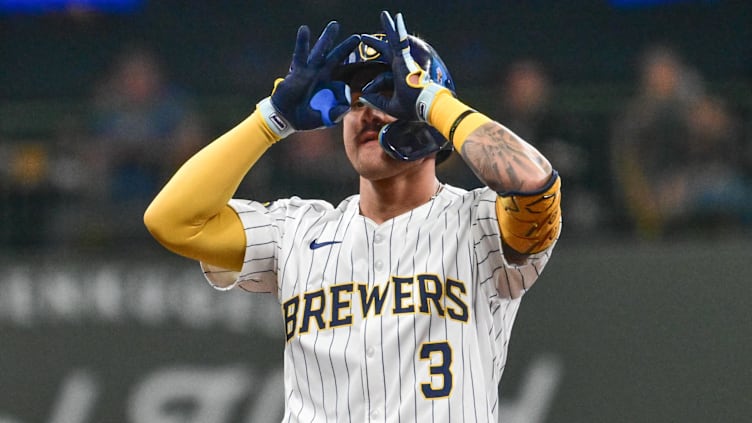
(1, 239), (749, 422)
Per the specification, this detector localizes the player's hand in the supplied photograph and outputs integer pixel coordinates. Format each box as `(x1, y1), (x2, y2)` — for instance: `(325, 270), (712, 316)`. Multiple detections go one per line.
(258, 21), (360, 138)
(359, 11), (451, 122)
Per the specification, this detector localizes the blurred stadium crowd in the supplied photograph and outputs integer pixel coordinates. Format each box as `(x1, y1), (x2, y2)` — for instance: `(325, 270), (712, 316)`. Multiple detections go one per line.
(1, 1), (750, 251)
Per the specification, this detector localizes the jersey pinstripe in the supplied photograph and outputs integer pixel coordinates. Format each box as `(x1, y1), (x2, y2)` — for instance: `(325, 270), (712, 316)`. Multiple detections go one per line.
(202, 184), (558, 422)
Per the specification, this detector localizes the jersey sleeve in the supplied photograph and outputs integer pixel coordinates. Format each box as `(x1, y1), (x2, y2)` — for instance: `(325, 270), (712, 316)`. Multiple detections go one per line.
(473, 188), (559, 299)
(201, 198), (283, 294)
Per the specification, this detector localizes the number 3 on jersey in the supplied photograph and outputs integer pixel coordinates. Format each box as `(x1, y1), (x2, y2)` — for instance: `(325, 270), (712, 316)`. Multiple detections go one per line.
(419, 341), (453, 399)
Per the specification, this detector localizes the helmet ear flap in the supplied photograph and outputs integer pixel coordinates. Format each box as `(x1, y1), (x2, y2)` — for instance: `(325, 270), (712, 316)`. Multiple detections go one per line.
(435, 148), (453, 165)
(378, 121), (453, 162)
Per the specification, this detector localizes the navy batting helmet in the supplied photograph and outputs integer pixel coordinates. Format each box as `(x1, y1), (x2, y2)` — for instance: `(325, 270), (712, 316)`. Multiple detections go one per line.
(334, 34), (455, 164)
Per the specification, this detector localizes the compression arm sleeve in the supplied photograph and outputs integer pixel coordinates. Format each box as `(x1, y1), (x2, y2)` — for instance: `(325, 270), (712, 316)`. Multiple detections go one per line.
(428, 90), (492, 152)
(143, 109), (281, 271)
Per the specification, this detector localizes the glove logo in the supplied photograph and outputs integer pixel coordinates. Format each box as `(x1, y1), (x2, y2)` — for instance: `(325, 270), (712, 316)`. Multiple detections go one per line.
(309, 89), (337, 126)
(269, 113), (289, 132)
(418, 101), (428, 121)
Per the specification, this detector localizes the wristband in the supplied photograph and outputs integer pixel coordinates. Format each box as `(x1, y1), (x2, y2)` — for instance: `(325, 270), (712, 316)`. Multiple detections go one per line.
(250, 108), (283, 146)
(257, 97), (295, 139)
(428, 91), (492, 152)
(415, 83), (449, 122)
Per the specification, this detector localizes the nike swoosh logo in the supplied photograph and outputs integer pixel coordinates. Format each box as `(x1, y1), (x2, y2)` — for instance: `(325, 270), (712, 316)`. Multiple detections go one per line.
(309, 239), (343, 250)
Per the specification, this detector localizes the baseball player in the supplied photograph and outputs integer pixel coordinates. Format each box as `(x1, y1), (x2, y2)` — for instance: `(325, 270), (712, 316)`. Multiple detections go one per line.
(145, 11), (561, 422)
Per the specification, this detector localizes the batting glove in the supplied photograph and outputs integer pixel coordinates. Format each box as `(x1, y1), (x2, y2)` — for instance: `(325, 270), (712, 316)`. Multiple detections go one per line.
(258, 21), (360, 138)
(358, 11), (451, 122)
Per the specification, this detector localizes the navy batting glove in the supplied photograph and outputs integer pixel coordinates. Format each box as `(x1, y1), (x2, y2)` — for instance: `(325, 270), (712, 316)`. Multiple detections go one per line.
(258, 22), (360, 138)
(359, 11), (450, 122)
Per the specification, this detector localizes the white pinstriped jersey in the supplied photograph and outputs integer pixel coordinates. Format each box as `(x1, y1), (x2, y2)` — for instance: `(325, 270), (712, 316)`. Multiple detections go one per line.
(203, 184), (557, 423)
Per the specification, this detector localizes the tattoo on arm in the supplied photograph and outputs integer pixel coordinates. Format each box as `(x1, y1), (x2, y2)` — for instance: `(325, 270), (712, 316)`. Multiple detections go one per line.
(461, 123), (551, 193)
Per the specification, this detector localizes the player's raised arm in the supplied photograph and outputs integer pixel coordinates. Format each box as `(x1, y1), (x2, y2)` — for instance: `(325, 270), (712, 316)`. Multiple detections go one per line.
(143, 22), (359, 273)
(360, 11), (561, 257)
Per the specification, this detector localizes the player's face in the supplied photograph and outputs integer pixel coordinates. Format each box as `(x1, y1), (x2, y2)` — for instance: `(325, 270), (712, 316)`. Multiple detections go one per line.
(343, 92), (391, 171)
(342, 70), (427, 181)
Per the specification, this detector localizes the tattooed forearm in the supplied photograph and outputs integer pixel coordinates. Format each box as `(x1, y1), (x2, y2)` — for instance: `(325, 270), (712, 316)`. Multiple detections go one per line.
(461, 122), (552, 193)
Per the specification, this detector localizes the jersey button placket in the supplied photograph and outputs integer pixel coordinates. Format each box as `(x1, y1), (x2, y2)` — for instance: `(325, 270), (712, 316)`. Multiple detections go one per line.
(359, 300), (384, 422)
(370, 227), (389, 422)
(372, 227), (389, 283)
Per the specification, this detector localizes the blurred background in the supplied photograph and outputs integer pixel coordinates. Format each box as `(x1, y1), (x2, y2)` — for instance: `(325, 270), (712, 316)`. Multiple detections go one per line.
(1, 0), (750, 422)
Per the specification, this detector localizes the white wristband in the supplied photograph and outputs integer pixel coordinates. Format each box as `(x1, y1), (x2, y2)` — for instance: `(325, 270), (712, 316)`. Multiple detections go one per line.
(257, 97), (295, 138)
(415, 83), (448, 122)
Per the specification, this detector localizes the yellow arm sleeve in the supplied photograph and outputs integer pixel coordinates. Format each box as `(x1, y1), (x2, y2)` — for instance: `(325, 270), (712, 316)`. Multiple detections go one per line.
(428, 90), (493, 153)
(495, 172), (562, 255)
(143, 109), (280, 272)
